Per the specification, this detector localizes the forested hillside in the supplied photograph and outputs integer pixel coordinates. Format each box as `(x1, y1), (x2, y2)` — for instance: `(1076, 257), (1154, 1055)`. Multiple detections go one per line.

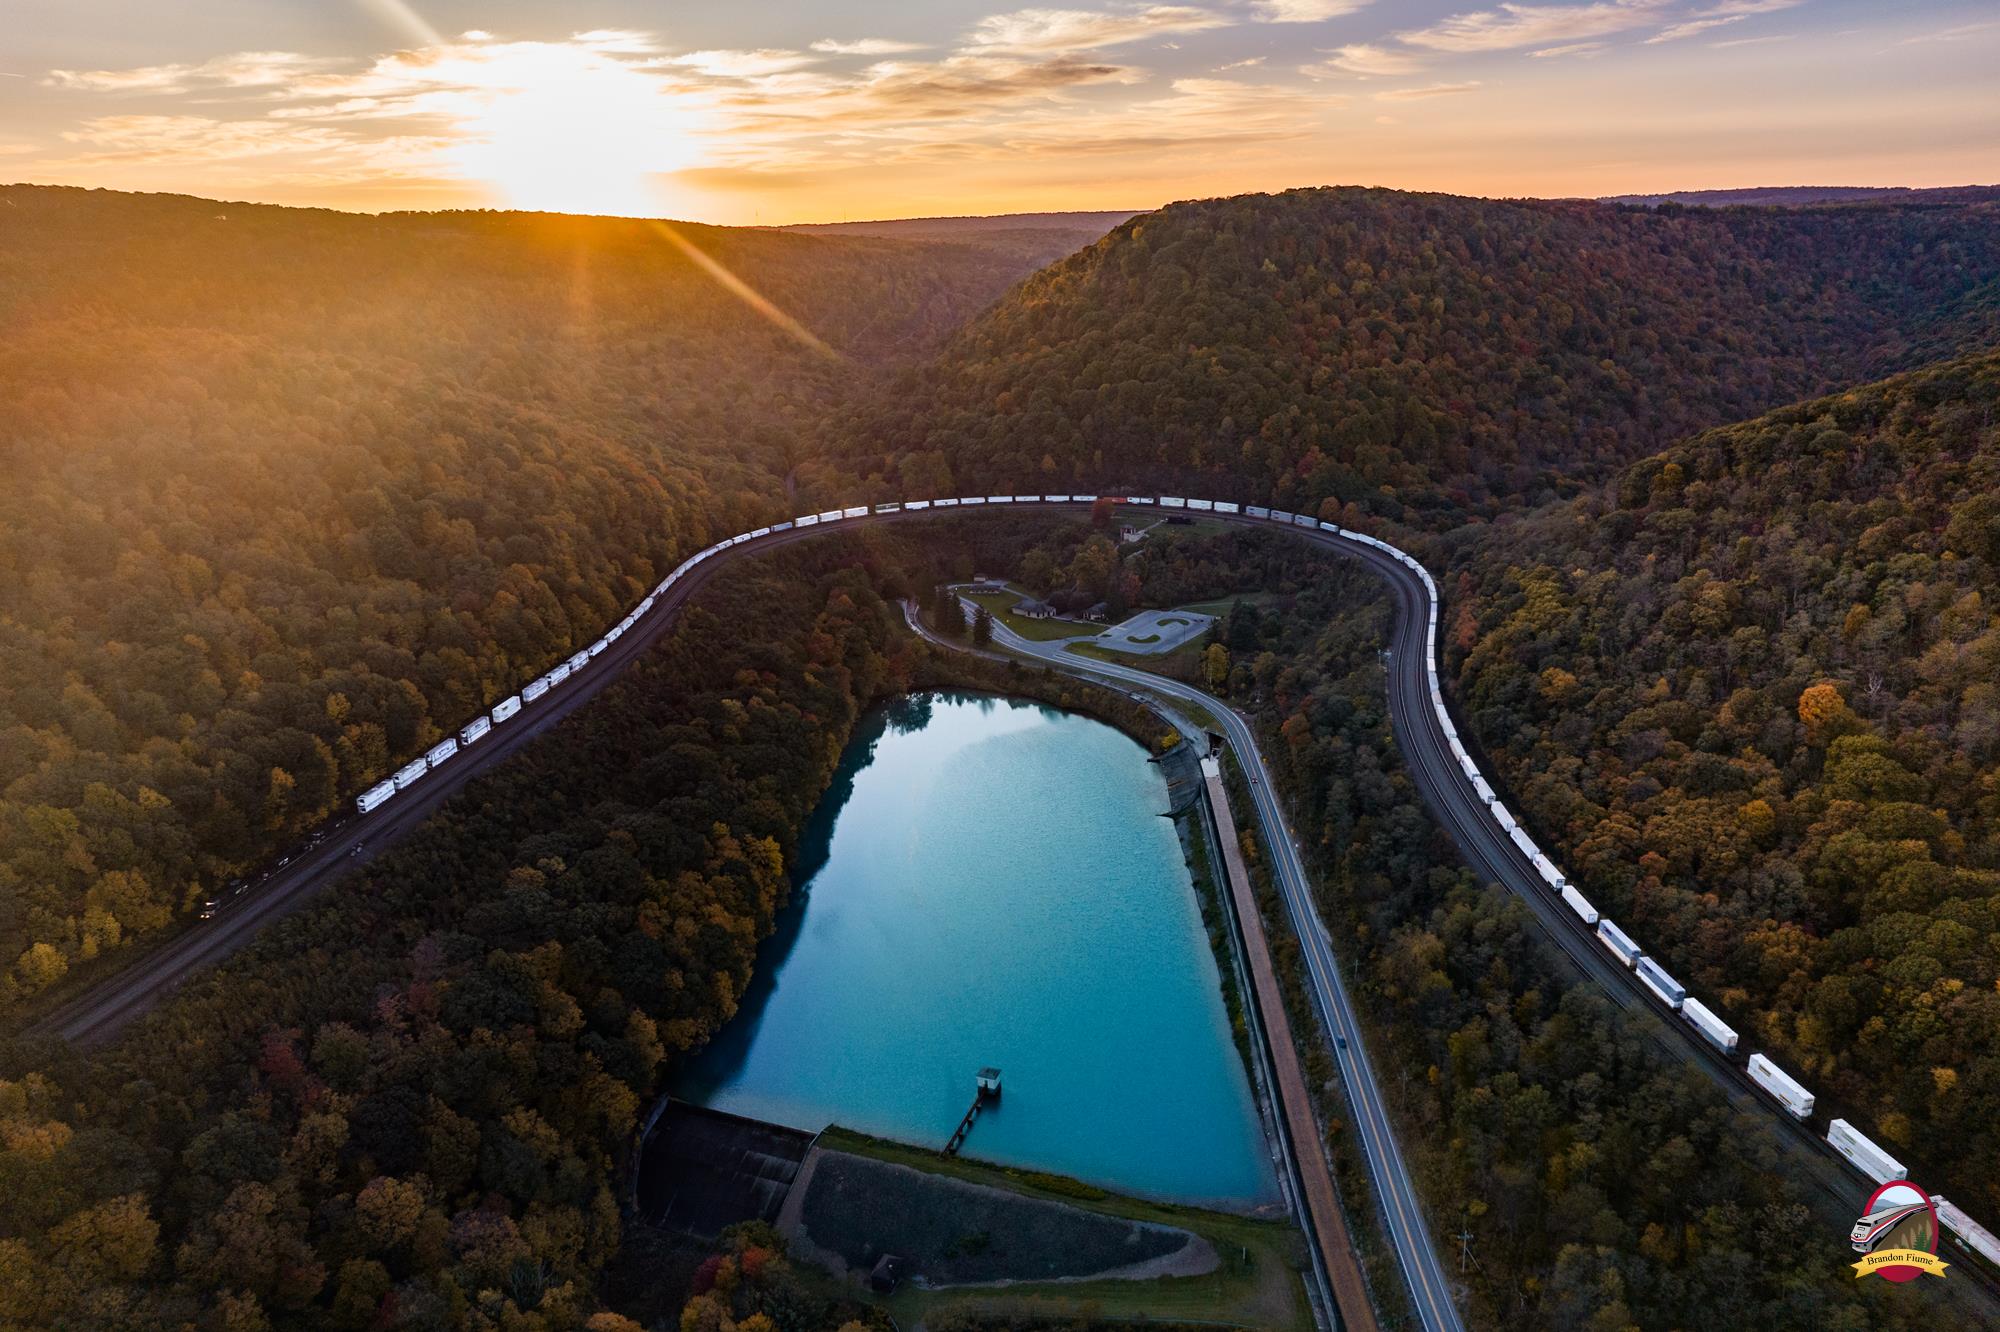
(0, 186), (1042, 1011)
(1452, 351), (2000, 1213)
(838, 186), (2000, 521)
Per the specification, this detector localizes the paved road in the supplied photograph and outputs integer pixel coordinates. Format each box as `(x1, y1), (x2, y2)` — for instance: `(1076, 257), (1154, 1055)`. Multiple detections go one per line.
(973, 598), (1468, 1332)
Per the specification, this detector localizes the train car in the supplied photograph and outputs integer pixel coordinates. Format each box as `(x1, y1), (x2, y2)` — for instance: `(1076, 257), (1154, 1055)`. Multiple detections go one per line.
(357, 780), (397, 814)
(459, 716), (491, 746)
(934, 498), (960, 507)
(522, 678), (551, 704)
(1596, 918), (1641, 967)
(1071, 493), (1098, 503)
(394, 758), (429, 791)
(492, 695), (522, 723)
(873, 502), (901, 514)
(1471, 774), (1496, 804)
(1012, 494), (1040, 504)
(1127, 496), (1156, 505)
(1747, 1053), (1815, 1120)
(818, 509), (844, 523)
(1215, 501), (1241, 514)
(1681, 997), (1739, 1054)
(843, 505), (868, 518)
(1160, 496), (1187, 508)
(1187, 498), (1214, 511)
(1247, 505), (1271, 519)
(1045, 494), (1072, 503)
(1933, 1197), (2000, 1268)
(795, 513), (820, 527)
(750, 526), (771, 539)
(426, 737), (458, 767)
(904, 500), (931, 510)
(986, 495), (1014, 504)
(1320, 520), (1342, 534)
(1271, 510), (1296, 525)
(960, 496), (987, 506)
(1493, 803), (1519, 833)
(1635, 956), (1686, 1009)
(1294, 513), (1317, 528)
(589, 638), (609, 657)
(771, 520), (795, 532)
(1533, 853), (1565, 891)
(549, 663), (572, 686)
(1744, 1056), (1824, 1112)
(1508, 824), (1538, 860)
(568, 650), (590, 671)
(1828, 1119), (1907, 1186)
(1561, 884), (1599, 925)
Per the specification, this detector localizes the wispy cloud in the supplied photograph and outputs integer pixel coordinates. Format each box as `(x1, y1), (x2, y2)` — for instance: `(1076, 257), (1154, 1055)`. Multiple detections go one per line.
(1376, 80), (1482, 100)
(1898, 19), (2000, 45)
(1399, 0), (1673, 53)
(1305, 43), (1425, 76)
(964, 6), (1230, 54)
(1250, 0), (1373, 21)
(810, 38), (928, 56)
(1530, 41), (1608, 57)
(46, 51), (342, 94)
(658, 49), (819, 78)
(1709, 32), (1792, 47)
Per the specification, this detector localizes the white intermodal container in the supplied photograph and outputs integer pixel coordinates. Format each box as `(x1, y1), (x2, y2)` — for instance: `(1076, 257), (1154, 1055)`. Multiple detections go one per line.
(1012, 495), (1039, 504)
(1747, 1053), (1814, 1119)
(872, 503), (900, 514)
(1635, 956), (1686, 1009)
(394, 758), (429, 790)
(960, 496), (986, 506)
(1045, 494), (1071, 503)
(1533, 853), (1565, 891)
(549, 663), (572, 687)
(1187, 498), (1214, 511)
(1160, 496), (1187, 508)
(492, 696), (522, 723)
(1493, 803), (1519, 833)
(522, 678), (550, 703)
(1596, 918), (1641, 967)
(1215, 501), (1240, 514)
(1071, 494), (1097, 503)
(796, 513), (819, 526)
(358, 780), (396, 814)
(904, 500), (931, 510)
(1471, 773), (1495, 803)
(1681, 997), (1738, 1054)
(819, 509), (844, 523)
(1320, 520), (1341, 534)
(1508, 824), (1538, 860)
(1828, 1119), (1906, 1186)
(1247, 505), (1271, 519)
(459, 716), (491, 746)
(843, 505), (868, 518)
(1933, 1197), (2000, 1267)
(1294, 513), (1317, 528)
(986, 495), (1013, 504)
(1560, 884), (1599, 925)
(426, 737), (458, 767)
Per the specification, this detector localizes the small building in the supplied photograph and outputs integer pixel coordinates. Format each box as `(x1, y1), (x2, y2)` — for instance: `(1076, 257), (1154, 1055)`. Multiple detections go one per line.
(1015, 598), (1057, 619)
(1083, 603), (1109, 622)
(977, 1067), (1003, 1099)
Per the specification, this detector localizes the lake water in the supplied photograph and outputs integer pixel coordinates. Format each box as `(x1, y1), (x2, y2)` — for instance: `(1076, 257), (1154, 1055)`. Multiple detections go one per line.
(677, 692), (1278, 1207)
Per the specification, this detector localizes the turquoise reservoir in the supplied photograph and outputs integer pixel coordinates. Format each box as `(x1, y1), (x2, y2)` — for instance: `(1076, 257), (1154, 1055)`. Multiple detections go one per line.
(678, 692), (1277, 1207)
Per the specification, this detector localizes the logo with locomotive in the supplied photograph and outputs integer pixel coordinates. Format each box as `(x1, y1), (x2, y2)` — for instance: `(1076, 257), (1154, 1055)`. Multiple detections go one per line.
(1850, 1181), (1948, 1282)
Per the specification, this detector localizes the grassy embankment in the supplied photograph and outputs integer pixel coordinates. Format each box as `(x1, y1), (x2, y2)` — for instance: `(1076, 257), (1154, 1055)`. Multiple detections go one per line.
(813, 1127), (1312, 1330)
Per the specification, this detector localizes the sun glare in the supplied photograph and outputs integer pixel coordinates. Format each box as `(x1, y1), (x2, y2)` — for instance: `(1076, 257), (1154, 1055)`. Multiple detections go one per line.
(441, 40), (709, 217)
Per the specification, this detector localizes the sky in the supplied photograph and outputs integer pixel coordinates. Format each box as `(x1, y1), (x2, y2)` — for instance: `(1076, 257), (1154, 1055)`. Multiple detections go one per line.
(2, 0), (1995, 225)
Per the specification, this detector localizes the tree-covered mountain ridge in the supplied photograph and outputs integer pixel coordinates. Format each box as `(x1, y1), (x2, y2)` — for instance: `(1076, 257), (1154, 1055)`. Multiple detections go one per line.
(836, 184), (2000, 524)
(1452, 348), (2000, 1209)
(0, 184), (1070, 1013)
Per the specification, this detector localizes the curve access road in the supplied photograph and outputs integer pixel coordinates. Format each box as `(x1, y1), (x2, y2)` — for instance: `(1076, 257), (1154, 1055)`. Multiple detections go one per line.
(971, 609), (1466, 1332)
(27, 520), (842, 1049)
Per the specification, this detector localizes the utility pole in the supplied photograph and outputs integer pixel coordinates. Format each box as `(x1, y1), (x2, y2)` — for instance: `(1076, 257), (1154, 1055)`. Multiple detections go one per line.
(1457, 1214), (1479, 1275)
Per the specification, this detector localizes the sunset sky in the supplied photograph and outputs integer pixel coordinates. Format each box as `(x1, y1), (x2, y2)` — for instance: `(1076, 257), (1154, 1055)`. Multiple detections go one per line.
(4, 0), (1995, 224)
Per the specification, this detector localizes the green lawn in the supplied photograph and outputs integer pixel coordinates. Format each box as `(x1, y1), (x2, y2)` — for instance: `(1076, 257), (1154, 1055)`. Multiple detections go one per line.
(1178, 592), (1283, 618)
(813, 1128), (1312, 1331)
(962, 586), (1101, 641)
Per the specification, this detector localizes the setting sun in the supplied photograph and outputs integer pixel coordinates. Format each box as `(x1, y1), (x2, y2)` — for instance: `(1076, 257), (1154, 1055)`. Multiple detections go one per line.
(440, 37), (709, 216)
